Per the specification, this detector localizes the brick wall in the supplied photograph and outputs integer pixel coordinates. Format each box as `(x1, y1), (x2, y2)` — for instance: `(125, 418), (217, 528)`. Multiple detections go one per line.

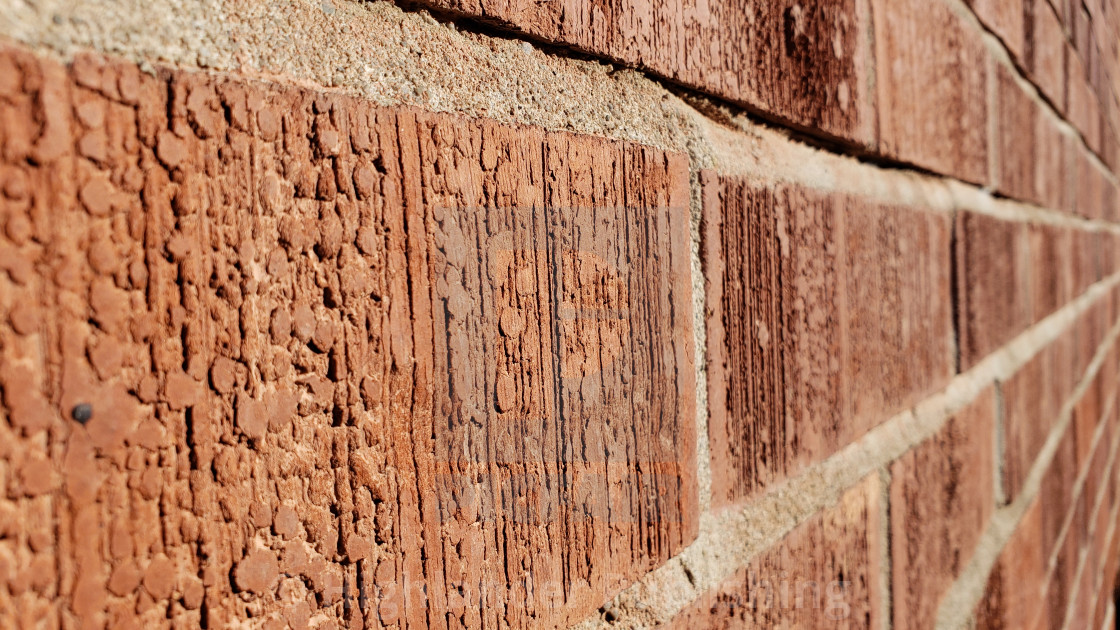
(0, 0), (1118, 628)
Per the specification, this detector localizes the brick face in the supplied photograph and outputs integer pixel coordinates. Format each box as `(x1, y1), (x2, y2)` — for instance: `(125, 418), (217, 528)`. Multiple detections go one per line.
(668, 475), (882, 628)
(704, 174), (952, 504)
(954, 212), (1033, 369)
(996, 65), (1039, 203)
(1027, 0), (1069, 110)
(968, 0), (1026, 59)
(890, 389), (996, 630)
(408, 0), (876, 147)
(873, 0), (990, 184)
(0, 46), (698, 628)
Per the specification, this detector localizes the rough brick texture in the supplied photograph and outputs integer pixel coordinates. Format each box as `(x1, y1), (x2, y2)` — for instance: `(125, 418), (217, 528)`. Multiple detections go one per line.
(667, 475), (881, 628)
(955, 212), (1033, 369)
(407, 0), (876, 147)
(873, 0), (990, 184)
(703, 174), (952, 505)
(0, 46), (698, 628)
(890, 389), (996, 630)
(3, 0), (1120, 624)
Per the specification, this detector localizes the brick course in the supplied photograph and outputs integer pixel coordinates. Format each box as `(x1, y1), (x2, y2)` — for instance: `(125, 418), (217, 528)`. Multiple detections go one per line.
(704, 175), (951, 504)
(0, 45), (698, 628)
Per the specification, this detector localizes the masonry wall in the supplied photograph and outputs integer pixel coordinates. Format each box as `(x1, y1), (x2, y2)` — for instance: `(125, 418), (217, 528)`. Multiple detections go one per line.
(0, 0), (1118, 628)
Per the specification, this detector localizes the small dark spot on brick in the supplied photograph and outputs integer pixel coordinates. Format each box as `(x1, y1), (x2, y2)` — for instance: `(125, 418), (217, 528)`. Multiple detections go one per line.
(71, 403), (93, 425)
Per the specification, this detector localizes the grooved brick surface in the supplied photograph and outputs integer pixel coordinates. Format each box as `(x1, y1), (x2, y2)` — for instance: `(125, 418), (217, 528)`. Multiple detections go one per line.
(890, 389), (995, 630)
(408, 0), (875, 147)
(666, 474), (881, 628)
(873, 0), (990, 184)
(954, 212), (1033, 369)
(996, 66), (1040, 204)
(703, 174), (952, 505)
(0, 45), (698, 629)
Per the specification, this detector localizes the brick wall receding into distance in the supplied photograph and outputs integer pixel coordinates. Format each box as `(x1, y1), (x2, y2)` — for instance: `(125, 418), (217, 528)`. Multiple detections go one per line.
(1, 0), (1119, 628)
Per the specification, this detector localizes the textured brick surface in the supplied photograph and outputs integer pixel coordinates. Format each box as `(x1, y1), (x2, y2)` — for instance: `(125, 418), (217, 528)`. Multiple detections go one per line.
(0, 45), (698, 629)
(408, 0), (875, 147)
(703, 174), (952, 504)
(996, 66), (1039, 203)
(667, 475), (881, 628)
(968, 0), (1026, 59)
(890, 389), (995, 630)
(873, 0), (990, 184)
(955, 212), (1033, 369)
(1027, 0), (1069, 109)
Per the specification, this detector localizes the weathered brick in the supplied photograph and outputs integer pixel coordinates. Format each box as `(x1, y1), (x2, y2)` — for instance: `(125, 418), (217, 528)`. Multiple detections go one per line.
(668, 475), (881, 628)
(874, 0), (990, 184)
(996, 65), (1039, 203)
(1027, 0), (1068, 110)
(409, 0), (875, 147)
(974, 497), (1047, 629)
(968, 0), (1026, 59)
(954, 212), (1033, 368)
(0, 45), (698, 628)
(891, 389), (996, 630)
(704, 175), (952, 503)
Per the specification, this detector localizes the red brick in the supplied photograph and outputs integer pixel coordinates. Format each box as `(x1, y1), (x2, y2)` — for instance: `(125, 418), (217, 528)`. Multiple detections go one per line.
(874, 0), (990, 184)
(996, 65), (1039, 203)
(1044, 518), (1081, 628)
(890, 389), (996, 630)
(1040, 422), (1081, 562)
(668, 475), (881, 628)
(704, 175), (952, 503)
(1027, 0), (1068, 109)
(1029, 224), (1073, 321)
(1068, 56), (1103, 152)
(968, 0), (1027, 59)
(1002, 331), (1076, 498)
(410, 0), (875, 147)
(0, 45), (698, 628)
(954, 212), (1033, 368)
(974, 497), (1047, 629)
(1034, 115), (1075, 211)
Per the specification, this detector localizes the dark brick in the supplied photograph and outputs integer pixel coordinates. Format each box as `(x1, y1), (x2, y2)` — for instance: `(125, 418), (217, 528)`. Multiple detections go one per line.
(955, 212), (1033, 369)
(874, 0), (990, 184)
(704, 175), (952, 504)
(891, 389), (996, 630)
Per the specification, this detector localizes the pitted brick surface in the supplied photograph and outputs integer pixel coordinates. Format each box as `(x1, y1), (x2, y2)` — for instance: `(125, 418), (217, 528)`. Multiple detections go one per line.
(0, 44), (698, 629)
(703, 174), (952, 505)
(407, 0), (875, 148)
